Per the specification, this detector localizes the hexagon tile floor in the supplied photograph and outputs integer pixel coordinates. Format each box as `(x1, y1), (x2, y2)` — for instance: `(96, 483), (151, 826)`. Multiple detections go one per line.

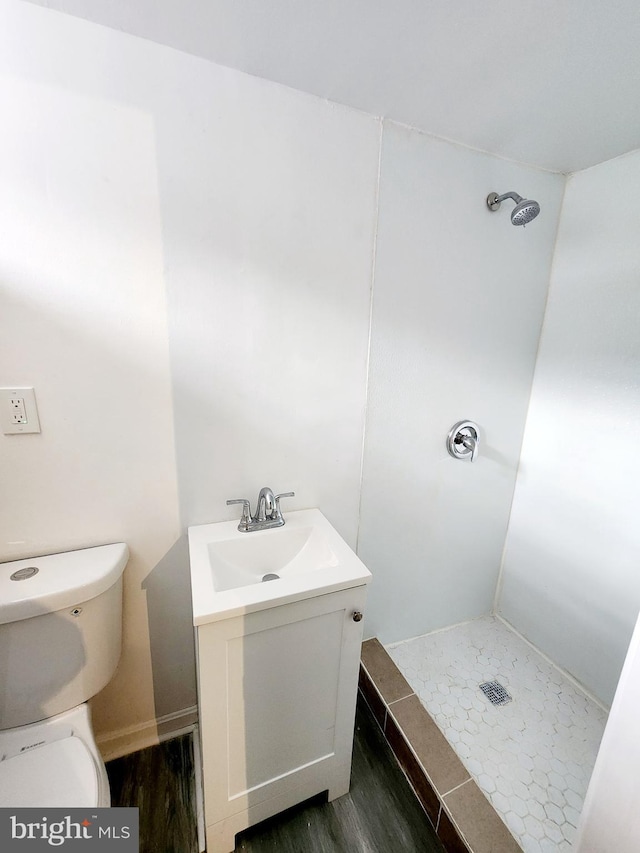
(387, 616), (608, 852)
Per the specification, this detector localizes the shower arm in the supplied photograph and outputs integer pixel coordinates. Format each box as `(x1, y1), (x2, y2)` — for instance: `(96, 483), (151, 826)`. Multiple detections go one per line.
(493, 191), (523, 205)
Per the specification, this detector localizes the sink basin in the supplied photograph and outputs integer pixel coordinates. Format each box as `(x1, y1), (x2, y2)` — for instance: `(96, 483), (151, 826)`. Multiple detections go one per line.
(188, 508), (371, 624)
(207, 525), (339, 592)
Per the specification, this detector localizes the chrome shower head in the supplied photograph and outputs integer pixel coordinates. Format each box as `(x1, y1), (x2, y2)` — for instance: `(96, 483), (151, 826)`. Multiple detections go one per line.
(511, 197), (540, 226)
(487, 191), (540, 226)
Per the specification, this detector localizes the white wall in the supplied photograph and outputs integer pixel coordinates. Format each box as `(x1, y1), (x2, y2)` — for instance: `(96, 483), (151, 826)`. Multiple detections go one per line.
(0, 2), (182, 744)
(159, 63), (380, 547)
(498, 149), (640, 707)
(575, 606), (640, 852)
(358, 122), (565, 644)
(0, 0), (379, 749)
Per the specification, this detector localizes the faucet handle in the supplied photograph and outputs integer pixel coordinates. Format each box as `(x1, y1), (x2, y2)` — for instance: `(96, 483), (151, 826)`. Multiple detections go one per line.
(273, 491), (295, 519)
(226, 498), (252, 530)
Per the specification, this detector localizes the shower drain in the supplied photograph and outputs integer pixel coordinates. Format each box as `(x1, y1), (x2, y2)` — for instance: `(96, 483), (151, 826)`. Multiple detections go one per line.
(479, 681), (512, 706)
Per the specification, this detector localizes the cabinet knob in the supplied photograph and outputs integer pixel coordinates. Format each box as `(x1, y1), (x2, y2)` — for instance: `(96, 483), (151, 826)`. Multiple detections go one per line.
(352, 611), (363, 622)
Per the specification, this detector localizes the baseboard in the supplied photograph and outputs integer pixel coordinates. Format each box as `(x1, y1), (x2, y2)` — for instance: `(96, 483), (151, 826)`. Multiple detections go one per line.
(97, 705), (199, 762)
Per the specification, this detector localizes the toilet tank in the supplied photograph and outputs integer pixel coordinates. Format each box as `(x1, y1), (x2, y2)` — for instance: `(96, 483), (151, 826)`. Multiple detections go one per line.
(0, 543), (128, 730)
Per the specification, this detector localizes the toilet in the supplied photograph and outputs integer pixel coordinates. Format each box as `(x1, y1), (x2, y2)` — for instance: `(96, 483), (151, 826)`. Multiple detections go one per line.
(0, 543), (128, 807)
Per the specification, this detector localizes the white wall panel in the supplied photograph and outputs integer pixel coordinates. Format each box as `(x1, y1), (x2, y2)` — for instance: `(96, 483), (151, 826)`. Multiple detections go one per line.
(0, 5), (181, 738)
(160, 71), (380, 547)
(0, 0), (379, 744)
(498, 149), (640, 706)
(359, 122), (565, 643)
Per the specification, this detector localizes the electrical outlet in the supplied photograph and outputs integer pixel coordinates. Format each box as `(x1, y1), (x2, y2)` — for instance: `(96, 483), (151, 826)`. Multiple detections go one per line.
(1, 388), (41, 434)
(10, 397), (27, 424)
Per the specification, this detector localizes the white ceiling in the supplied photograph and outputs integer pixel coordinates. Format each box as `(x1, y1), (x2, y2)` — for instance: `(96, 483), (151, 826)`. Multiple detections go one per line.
(25, 0), (640, 173)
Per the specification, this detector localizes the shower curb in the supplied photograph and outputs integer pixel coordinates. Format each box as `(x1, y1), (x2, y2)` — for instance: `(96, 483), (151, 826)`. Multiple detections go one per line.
(359, 638), (521, 853)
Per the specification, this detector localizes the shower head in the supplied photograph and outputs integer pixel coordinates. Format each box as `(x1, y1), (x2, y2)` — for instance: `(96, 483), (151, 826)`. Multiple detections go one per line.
(487, 191), (540, 226)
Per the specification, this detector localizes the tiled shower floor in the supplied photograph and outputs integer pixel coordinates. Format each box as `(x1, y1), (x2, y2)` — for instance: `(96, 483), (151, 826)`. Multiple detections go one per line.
(387, 616), (608, 852)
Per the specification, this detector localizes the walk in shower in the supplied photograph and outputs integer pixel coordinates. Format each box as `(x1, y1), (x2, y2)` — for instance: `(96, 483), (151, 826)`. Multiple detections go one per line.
(387, 617), (606, 850)
(357, 125), (640, 851)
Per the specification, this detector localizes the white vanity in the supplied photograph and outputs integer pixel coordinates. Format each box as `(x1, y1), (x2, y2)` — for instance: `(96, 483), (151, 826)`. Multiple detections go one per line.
(188, 508), (371, 853)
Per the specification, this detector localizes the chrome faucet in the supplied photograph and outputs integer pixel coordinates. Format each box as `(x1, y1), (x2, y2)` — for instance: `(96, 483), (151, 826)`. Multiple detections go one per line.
(256, 486), (276, 522)
(227, 487), (295, 532)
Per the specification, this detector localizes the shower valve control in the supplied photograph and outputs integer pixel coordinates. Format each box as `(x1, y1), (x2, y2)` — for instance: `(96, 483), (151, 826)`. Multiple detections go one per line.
(447, 420), (480, 462)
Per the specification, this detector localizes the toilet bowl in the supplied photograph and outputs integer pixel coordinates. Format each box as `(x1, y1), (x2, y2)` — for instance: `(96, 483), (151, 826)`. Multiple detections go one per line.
(0, 543), (129, 808)
(0, 704), (110, 807)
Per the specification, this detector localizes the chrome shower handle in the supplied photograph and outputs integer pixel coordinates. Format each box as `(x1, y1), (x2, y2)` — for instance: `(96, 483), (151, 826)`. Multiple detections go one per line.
(459, 434), (478, 462)
(447, 421), (480, 462)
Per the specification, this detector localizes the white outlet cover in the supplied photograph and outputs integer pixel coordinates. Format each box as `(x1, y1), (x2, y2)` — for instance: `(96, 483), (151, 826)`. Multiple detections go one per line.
(0, 387), (41, 434)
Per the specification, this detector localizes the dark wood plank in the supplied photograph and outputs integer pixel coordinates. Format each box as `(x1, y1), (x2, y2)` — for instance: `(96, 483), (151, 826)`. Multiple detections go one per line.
(107, 733), (198, 853)
(107, 697), (444, 853)
(236, 698), (445, 852)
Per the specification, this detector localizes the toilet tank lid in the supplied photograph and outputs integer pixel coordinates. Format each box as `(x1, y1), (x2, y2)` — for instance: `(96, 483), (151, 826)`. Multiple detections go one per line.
(0, 543), (129, 625)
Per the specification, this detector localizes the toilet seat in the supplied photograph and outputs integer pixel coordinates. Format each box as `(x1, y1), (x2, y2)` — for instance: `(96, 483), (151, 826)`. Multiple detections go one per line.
(0, 736), (99, 807)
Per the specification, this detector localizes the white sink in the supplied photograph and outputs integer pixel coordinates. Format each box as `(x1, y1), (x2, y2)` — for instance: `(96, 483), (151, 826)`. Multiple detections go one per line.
(188, 508), (371, 624)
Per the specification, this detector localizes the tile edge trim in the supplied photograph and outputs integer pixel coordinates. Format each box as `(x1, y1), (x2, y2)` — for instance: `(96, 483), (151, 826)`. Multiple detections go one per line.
(360, 640), (523, 853)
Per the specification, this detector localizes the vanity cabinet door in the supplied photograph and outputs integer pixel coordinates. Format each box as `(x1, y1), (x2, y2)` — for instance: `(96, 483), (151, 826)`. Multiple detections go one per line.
(196, 584), (367, 832)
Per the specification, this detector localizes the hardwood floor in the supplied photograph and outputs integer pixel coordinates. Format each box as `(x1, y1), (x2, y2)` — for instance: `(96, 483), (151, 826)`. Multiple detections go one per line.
(107, 732), (199, 853)
(107, 697), (444, 852)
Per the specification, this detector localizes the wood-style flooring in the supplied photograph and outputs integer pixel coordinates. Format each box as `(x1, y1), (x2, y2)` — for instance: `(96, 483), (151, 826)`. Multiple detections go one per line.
(107, 697), (444, 852)
(107, 730), (199, 853)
